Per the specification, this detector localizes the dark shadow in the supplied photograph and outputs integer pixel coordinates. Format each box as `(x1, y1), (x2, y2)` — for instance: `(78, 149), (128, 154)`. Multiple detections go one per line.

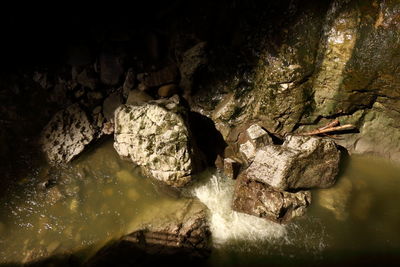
(336, 144), (351, 180)
(188, 112), (227, 167)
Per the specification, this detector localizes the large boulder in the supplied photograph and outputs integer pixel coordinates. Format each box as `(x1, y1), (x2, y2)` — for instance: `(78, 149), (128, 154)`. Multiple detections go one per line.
(113, 95), (204, 187)
(86, 199), (210, 266)
(247, 135), (341, 191)
(40, 104), (96, 164)
(232, 174), (311, 224)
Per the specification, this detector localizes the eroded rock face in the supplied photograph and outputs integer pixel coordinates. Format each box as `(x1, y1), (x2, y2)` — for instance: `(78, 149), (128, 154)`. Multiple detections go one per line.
(86, 199), (211, 266)
(40, 104), (96, 164)
(113, 95), (204, 187)
(247, 135), (340, 191)
(232, 174), (311, 224)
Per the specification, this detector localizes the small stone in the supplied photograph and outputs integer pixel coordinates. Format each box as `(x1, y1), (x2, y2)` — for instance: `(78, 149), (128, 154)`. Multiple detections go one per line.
(158, 83), (178, 98)
(74, 87), (85, 98)
(102, 121), (114, 135)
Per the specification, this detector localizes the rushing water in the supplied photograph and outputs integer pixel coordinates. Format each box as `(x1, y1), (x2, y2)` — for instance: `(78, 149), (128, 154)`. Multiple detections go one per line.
(0, 139), (399, 266)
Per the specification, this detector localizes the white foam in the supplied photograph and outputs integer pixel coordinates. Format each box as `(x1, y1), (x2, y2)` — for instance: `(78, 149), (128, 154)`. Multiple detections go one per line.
(189, 173), (287, 247)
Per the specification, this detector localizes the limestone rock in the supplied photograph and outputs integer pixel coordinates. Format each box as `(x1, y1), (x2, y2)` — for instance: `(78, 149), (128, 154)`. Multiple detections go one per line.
(113, 96), (204, 187)
(40, 104), (96, 164)
(238, 124), (272, 162)
(232, 174), (311, 223)
(86, 199), (210, 266)
(246, 135), (340, 190)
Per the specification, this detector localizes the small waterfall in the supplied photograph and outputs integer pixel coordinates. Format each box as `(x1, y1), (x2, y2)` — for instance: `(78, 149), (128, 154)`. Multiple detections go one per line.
(188, 172), (288, 247)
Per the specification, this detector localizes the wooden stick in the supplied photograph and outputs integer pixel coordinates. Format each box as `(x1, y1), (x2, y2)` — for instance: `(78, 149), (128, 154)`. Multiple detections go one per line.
(318, 119), (340, 130)
(299, 124), (356, 136)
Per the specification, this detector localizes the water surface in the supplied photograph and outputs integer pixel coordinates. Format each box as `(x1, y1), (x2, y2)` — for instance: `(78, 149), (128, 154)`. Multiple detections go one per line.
(0, 140), (399, 266)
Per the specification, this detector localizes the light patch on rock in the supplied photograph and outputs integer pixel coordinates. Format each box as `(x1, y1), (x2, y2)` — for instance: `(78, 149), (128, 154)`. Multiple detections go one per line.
(40, 104), (96, 164)
(313, 7), (359, 116)
(113, 96), (203, 187)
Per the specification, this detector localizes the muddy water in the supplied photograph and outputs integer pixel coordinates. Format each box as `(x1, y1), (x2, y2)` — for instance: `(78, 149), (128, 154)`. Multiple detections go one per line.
(0, 139), (186, 265)
(0, 139), (400, 266)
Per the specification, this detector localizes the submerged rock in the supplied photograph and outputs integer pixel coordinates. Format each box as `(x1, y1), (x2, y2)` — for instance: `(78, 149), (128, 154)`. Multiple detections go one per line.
(86, 199), (210, 266)
(232, 174), (311, 224)
(247, 135), (341, 191)
(40, 104), (96, 164)
(113, 95), (204, 187)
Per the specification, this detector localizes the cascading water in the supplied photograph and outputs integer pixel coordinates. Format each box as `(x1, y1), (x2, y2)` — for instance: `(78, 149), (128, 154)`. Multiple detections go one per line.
(187, 173), (288, 247)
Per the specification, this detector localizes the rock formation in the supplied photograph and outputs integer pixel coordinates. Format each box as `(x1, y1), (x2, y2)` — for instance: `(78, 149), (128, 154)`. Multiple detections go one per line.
(113, 95), (204, 187)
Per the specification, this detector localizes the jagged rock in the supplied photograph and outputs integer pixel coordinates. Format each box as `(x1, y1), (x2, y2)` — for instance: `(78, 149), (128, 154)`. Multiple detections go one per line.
(245, 135), (340, 191)
(238, 124), (272, 162)
(113, 95), (204, 187)
(86, 199), (210, 266)
(158, 83), (179, 98)
(103, 92), (123, 121)
(232, 174), (311, 223)
(126, 90), (153, 105)
(99, 50), (124, 86)
(40, 104), (96, 164)
(143, 65), (179, 88)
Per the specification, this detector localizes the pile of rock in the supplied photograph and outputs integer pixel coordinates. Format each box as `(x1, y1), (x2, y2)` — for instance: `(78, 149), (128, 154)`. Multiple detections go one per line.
(218, 124), (342, 223)
(38, 41), (208, 186)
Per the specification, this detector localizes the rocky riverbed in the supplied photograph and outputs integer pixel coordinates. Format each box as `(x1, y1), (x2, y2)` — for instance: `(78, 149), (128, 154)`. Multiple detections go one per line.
(1, 0), (400, 266)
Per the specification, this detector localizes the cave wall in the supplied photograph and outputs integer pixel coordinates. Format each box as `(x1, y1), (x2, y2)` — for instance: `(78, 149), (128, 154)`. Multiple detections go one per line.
(1, 0), (400, 178)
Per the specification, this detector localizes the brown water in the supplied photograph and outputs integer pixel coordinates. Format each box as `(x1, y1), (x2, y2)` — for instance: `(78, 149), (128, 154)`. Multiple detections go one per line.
(0, 139), (185, 265)
(0, 140), (400, 266)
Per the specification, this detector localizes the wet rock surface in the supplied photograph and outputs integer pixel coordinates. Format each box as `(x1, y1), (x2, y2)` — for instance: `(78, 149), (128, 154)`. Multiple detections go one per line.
(232, 174), (311, 224)
(248, 135), (341, 191)
(113, 95), (204, 187)
(40, 104), (97, 164)
(86, 199), (210, 266)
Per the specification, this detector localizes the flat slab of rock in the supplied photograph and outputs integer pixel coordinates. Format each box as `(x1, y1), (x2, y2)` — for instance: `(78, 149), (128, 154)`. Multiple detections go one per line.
(113, 95), (204, 187)
(86, 199), (210, 266)
(232, 174), (311, 223)
(40, 104), (96, 164)
(247, 135), (341, 190)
